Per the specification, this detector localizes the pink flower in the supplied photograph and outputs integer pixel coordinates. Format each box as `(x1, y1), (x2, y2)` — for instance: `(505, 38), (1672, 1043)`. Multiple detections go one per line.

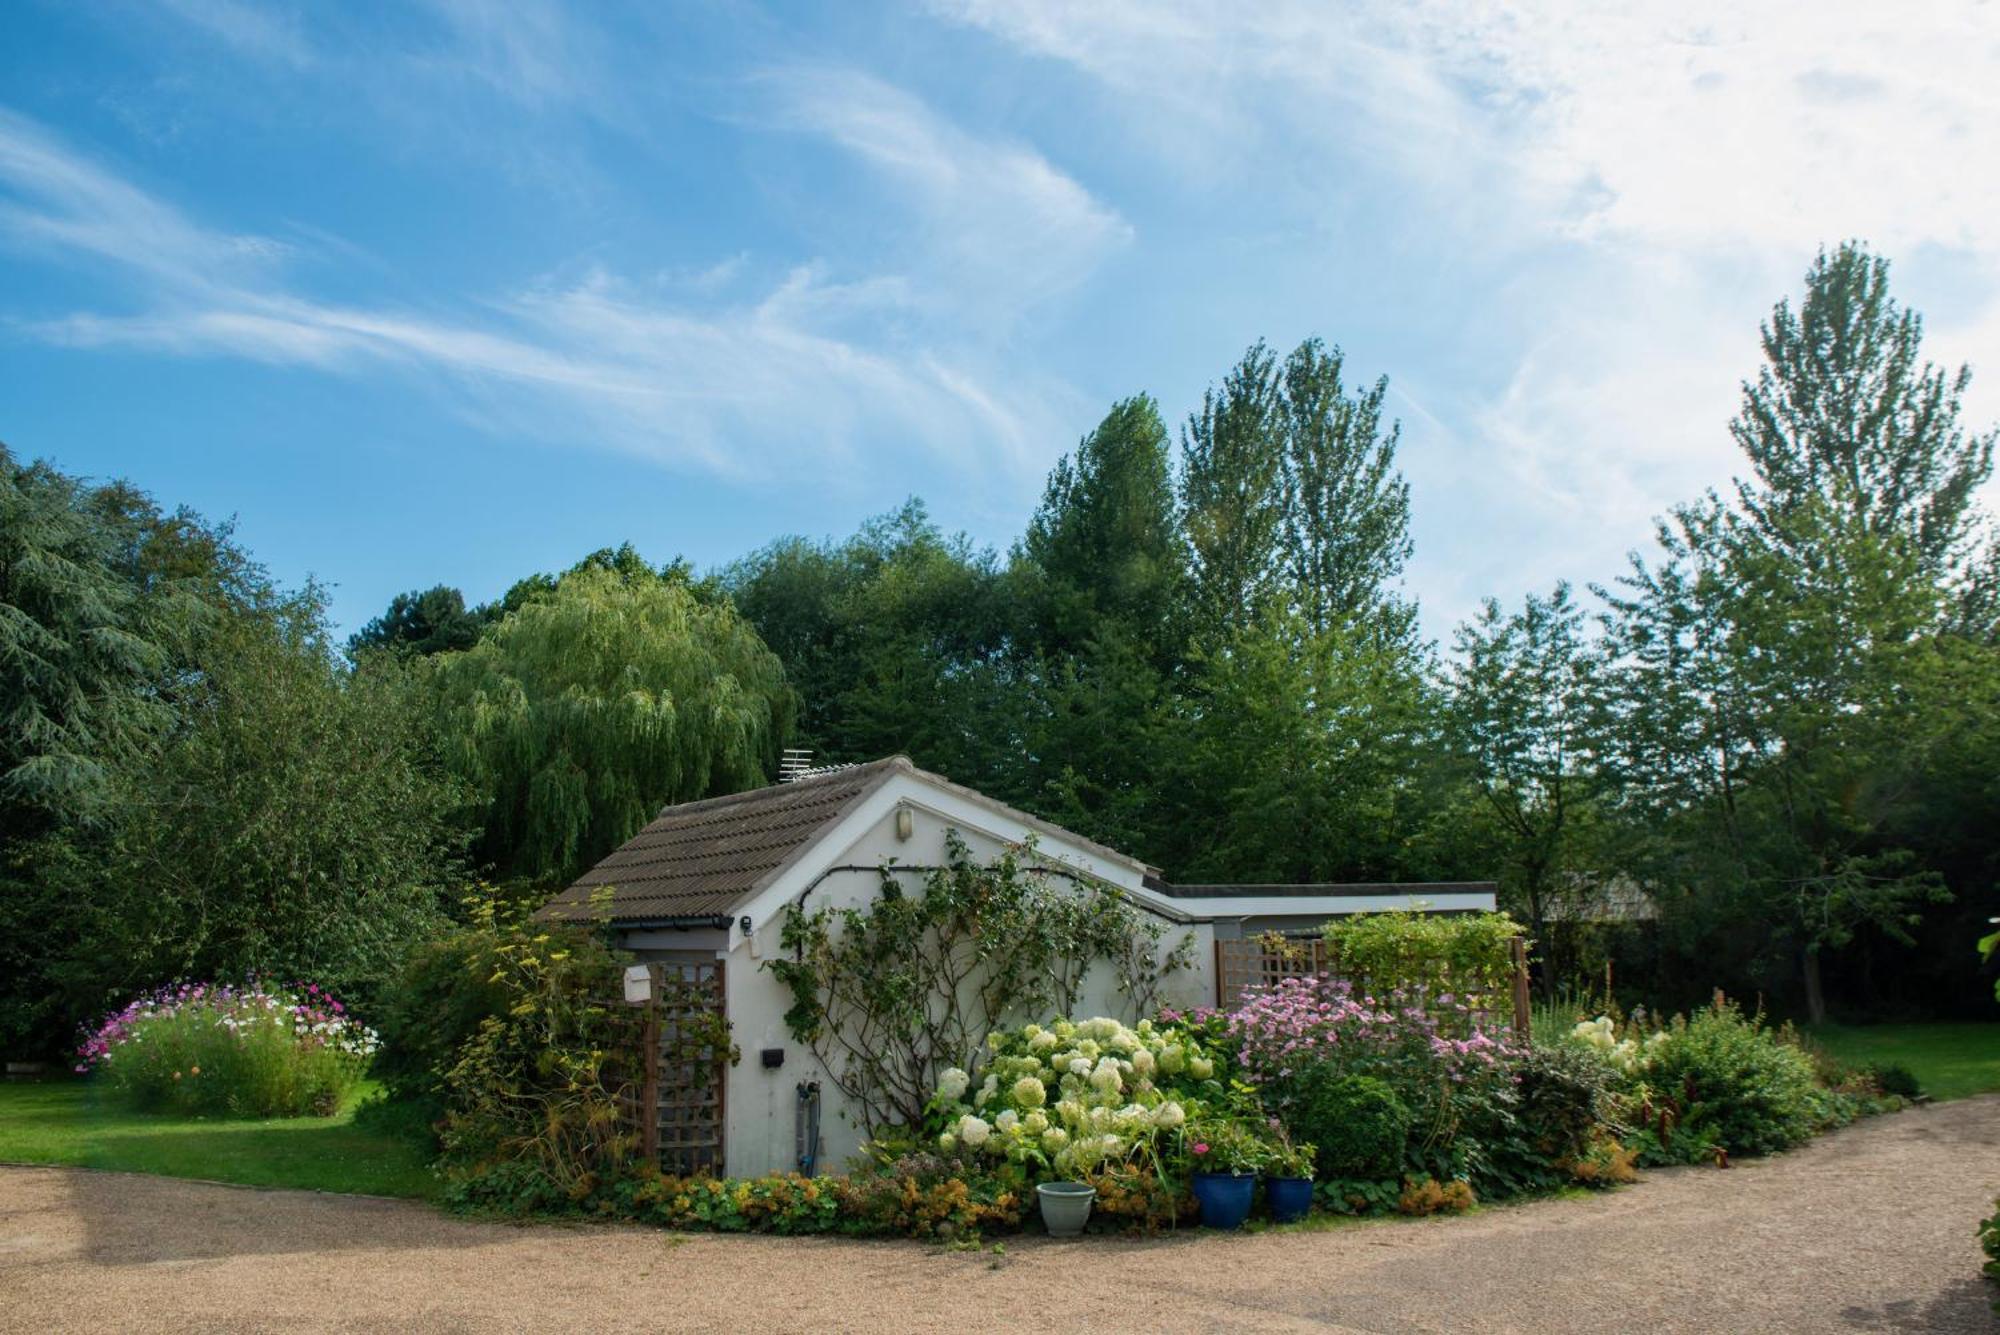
(1191, 1142), (1210, 1156)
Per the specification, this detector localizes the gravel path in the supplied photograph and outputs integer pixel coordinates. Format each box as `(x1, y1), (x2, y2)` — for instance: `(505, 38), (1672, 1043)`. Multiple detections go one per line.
(4, 1095), (1998, 1333)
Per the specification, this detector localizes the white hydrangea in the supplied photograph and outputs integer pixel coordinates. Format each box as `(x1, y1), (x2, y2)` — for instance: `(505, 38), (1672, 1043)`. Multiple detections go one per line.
(937, 1067), (970, 1101)
(975, 1074), (999, 1107)
(1130, 1047), (1155, 1077)
(1023, 1110), (1049, 1136)
(1189, 1055), (1214, 1080)
(1012, 1075), (1047, 1108)
(957, 1114), (992, 1148)
(1158, 1044), (1186, 1075)
(1152, 1101), (1185, 1129)
(1067, 1057), (1092, 1077)
(1042, 1127), (1069, 1153)
(1089, 1057), (1123, 1095)
(1028, 1030), (1059, 1054)
(938, 1132), (957, 1151)
(995, 1109), (1019, 1133)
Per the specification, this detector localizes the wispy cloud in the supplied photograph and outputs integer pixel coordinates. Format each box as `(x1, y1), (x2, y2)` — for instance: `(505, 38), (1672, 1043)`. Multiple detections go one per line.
(0, 108), (1057, 484)
(751, 66), (1131, 323)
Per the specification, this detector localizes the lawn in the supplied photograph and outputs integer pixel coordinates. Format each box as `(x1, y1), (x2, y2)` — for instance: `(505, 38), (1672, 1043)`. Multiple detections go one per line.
(0, 1077), (436, 1198)
(1806, 1023), (2000, 1101)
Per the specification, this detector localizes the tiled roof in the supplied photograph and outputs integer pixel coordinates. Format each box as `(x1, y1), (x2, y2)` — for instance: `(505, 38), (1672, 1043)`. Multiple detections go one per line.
(535, 757), (908, 925)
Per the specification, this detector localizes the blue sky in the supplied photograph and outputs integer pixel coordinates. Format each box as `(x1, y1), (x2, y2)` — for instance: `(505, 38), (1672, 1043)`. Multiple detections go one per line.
(4, 1), (1997, 641)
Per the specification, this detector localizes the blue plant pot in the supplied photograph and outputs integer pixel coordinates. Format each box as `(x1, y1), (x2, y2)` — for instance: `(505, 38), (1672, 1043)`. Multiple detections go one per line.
(1192, 1171), (1256, 1230)
(1267, 1175), (1314, 1224)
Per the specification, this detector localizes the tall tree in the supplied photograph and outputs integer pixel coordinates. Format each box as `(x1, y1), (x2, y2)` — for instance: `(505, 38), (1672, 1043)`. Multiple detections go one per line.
(348, 585), (489, 659)
(1732, 242), (1995, 576)
(433, 562), (793, 883)
(1598, 245), (1993, 1021)
(1020, 395), (1184, 656)
(1181, 341), (1285, 644)
(1279, 339), (1414, 638)
(1450, 584), (1603, 994)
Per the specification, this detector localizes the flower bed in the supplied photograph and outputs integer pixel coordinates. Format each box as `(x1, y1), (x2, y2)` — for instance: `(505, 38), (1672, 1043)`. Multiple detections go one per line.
(77, 981), (377, 1118)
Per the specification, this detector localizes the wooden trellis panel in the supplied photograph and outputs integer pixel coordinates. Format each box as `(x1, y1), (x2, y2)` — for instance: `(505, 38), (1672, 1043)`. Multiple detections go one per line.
(652, 959), (728, 1176)
(1214, 934), (1531, 1042)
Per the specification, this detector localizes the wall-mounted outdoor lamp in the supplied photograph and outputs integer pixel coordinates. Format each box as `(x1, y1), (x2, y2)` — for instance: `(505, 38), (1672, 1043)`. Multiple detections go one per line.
(895, 807), (914, 841)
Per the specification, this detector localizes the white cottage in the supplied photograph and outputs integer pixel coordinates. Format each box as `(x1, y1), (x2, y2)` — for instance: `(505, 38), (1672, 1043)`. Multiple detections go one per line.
(537, 755), (1494, 1178)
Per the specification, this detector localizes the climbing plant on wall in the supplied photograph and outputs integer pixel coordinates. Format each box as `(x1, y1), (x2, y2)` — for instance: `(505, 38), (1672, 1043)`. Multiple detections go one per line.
(766, 833), (1193, 1134)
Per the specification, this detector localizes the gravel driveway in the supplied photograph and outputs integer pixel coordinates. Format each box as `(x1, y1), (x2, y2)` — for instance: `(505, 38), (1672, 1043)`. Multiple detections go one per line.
(3, 1095), (1997, 1333)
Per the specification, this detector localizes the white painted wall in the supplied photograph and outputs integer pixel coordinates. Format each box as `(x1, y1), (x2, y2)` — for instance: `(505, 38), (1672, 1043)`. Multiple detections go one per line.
(712, 788), (1212, 1178)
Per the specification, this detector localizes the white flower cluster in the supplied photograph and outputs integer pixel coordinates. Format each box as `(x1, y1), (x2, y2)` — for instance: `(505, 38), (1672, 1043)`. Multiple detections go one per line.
(1570, 1015), (1666, 1076)
(931, 1017), (1214, 1177)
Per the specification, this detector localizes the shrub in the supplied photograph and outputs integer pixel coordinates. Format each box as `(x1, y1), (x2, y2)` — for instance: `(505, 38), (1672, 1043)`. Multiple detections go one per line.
(1511, 1042), (1618, 1167)
(1869, 1062), (1922, 1100)
(1981, 1197), (1999, 1311)
(434, 895), (658, 1201)
(1634, 1004), (1821, 1162)
(1397, 1176), (1475, 1215)
(77, 981), (375, 1118)
(837, 1152), (1025, 1238)
(1220, 974), (1510, 1180)
(369, 927), (512, 1134)
(1290, 1072), (1408, 1181)
(925, 1015), (1221, 1182)
(616, 1169), (844, 1234)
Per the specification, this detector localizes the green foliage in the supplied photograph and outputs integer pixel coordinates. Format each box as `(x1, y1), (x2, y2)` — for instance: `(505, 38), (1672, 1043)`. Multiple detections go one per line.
(1449, 583), (1606, 992)
(369, 922), (515, 1120)
(430, 562), (791, 883)
(1633, 1005), (1823, 1162)
(1, 451), (469, 1056)
(768, 835), (1192, 1133)
(1321, 909), (1526, 1002)
(1981, 1197), (2000, 1308)
(87, 599), (465, 1011)
(1492, 1042), (1620, 1188)
(434, 894), (649, 1201)
(1288, 1072), (1408, 1180)
(348, 584), (491, 659)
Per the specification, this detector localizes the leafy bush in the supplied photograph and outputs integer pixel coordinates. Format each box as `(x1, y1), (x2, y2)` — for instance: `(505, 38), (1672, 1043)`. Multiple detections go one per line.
(925, 1015), (1219, 1181)
(1869, 1062), (1922, 1100)
(1981, 1197), (1999, 1311)
(1397, 1176), (1475, 1216)
(434, 896), (653, 1202)
(1511, 1042), (1618, 1167)
(1220, 974), (1510, 1182)
(837, 1151), (1025, 1238)
(1631, 1004), (1822, 1162)
(77, 981), (375, 1117)
(1321, 909), (1525, 1008)
(370, 925), (511, 1123)
(1290, 1072), (1408, 1181)
(617, 1170), (844, 1234)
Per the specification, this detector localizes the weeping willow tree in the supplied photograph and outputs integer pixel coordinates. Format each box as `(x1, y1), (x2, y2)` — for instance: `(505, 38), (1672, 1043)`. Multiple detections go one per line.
(431, 565), (794, 883)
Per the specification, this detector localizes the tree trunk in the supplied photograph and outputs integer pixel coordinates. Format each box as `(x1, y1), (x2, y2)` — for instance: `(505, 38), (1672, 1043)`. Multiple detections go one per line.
(1801, 946), (1827, 1026)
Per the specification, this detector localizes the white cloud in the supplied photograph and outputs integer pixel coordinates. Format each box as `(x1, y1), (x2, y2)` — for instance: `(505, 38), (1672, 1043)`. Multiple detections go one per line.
(934, 0), (2000, 624)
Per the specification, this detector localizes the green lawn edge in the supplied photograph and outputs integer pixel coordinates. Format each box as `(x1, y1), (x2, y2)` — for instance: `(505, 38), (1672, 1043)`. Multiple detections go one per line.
(0, 1077), (436, 1199)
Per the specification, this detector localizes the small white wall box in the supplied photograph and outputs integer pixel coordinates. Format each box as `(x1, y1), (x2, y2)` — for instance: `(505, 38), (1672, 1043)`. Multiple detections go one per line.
(623, 964), (653, 1003)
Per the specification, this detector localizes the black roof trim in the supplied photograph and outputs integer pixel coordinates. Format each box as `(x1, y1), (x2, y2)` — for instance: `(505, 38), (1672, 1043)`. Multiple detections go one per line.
(1145, 879), (1499, 900)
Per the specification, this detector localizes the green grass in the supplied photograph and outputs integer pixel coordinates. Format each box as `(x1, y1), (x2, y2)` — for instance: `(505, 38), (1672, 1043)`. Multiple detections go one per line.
(0, 1077), (437, 1198)
(1805, 1023), (2000, 1102)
